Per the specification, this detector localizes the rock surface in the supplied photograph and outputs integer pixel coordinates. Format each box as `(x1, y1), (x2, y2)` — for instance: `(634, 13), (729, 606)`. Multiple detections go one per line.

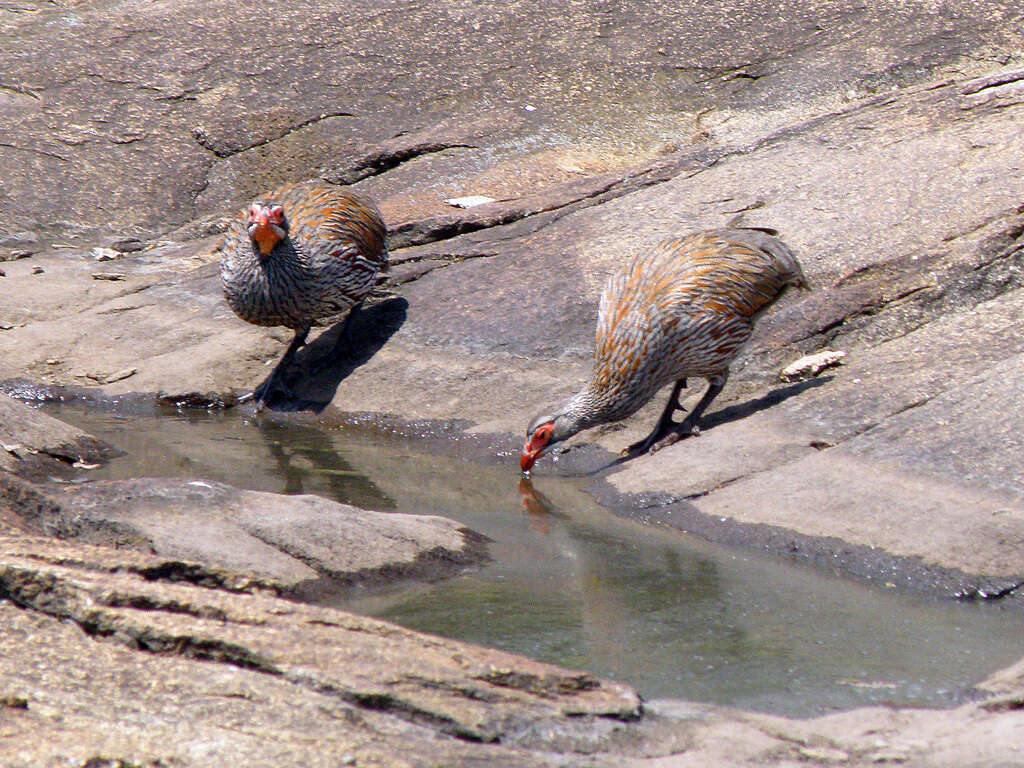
(1, 535), (1023, 767)
(3, 0), (1024, 765)
(3, 6), (1023, 585)
(0, 535), (641, 766)
(3, 534), (1024, 768)
(0, 395), (488, 593)
(48, 477), (489, 594)
(0, 393), (110, 474)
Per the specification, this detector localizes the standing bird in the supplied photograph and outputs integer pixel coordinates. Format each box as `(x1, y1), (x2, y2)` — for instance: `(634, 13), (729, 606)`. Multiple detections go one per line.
(521, 228), (807, 472)
(220, 181), (388, 408)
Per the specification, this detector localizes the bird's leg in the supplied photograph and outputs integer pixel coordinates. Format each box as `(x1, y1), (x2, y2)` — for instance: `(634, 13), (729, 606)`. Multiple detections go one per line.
(651, 371), (728, 453)
(624, 379), (688, 456)
(246, 326), (310, 411)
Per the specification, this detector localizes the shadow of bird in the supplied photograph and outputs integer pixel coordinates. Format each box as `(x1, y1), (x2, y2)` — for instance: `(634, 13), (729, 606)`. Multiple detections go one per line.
(256, 296), (409, 412)
(590, 375), (831, 474)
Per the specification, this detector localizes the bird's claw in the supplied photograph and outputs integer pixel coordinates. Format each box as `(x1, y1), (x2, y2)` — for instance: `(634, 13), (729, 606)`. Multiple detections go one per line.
(649, 434), (680, 454)
(623, 437), (655, 457)
(237, 386), (270, 411)
(243, 377), (295, 413)
(649, 424), (700, 453)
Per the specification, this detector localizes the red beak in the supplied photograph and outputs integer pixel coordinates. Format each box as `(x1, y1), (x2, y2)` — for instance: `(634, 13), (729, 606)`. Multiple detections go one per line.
(520, 434), (549, 473)
(249, 210), (281, 256)
(520, 447), (539, 473)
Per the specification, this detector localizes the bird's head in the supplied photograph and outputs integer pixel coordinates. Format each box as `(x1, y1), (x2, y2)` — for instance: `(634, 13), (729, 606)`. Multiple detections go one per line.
(520, 410), (579, 473)
(246, 201), (288, 257)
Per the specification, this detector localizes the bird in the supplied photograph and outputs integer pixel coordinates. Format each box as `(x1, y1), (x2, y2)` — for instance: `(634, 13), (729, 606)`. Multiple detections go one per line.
(220, 181), (388, 409)
(520, 228), (808, 472)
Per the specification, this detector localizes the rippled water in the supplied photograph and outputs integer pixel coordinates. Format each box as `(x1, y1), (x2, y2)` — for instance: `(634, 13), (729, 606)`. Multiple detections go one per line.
(43, 403), (1024, 717)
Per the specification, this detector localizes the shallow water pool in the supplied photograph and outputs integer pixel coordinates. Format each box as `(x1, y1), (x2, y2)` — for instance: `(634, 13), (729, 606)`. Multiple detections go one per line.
(42, 402), (1024, 717)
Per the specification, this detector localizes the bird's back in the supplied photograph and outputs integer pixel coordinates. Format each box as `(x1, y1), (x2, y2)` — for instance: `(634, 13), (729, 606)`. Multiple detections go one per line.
(221, 182), (388, 329)
(276, 182), (388, 277)
(590, 229), (806, 416)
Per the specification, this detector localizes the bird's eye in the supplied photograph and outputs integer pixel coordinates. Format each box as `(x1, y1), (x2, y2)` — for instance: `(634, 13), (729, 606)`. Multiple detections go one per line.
(269, 205), (285, 223)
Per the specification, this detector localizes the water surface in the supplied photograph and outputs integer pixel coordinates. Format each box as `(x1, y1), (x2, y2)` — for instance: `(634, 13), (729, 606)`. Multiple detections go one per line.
(44, 403), (1024, 717)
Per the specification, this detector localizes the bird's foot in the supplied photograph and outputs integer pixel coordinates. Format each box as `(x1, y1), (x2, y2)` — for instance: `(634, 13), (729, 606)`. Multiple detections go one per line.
(624, 422), (699, 457)
(238, 380), (273, 408)
(649, 422), (700, 453)
(651, 423), (700, 454)
(623, 430), (666, 457)
(245, 377), (301, 413)
(623, 408), (694, 457)
(250, 383), (273, 413)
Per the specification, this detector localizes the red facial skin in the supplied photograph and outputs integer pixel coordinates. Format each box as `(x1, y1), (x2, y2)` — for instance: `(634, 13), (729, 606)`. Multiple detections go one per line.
(520, 423), (554, 472)
(247, 203), (286, 256)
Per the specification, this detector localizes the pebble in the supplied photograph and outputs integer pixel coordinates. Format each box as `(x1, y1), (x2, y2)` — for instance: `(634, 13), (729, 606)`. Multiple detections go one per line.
(90, 247), (120, 261)
(84, 367), (137, 384)
(781, 350), (846, 381)
(444, 195), (497, 208)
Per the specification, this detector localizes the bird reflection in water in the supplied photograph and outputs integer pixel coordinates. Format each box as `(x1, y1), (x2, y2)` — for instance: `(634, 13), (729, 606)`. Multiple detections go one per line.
(517, 476), (554, 534)
(256, 419), (395, 510)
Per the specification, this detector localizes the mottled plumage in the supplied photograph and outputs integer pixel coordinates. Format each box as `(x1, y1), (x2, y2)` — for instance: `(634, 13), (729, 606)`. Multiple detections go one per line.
(521, 228), (807, 471)
(220, 181), (388, 407)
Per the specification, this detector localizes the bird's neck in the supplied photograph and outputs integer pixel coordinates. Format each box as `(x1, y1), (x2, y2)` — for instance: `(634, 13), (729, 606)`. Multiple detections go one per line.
(567, 374), (647, 427)
(559, 387), (615, 436)
(253, 237), (306, 271)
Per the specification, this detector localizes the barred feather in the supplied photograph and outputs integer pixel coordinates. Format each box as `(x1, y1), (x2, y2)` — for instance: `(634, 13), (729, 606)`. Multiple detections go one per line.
(564, 228), (806, 429)
(221, 182), (388, 331)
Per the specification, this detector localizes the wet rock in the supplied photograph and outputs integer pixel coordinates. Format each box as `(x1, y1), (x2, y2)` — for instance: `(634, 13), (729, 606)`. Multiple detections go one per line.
(7, 476), (490, 595)
(0, 394), (112, 475)
(157, 389), (240, 409)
